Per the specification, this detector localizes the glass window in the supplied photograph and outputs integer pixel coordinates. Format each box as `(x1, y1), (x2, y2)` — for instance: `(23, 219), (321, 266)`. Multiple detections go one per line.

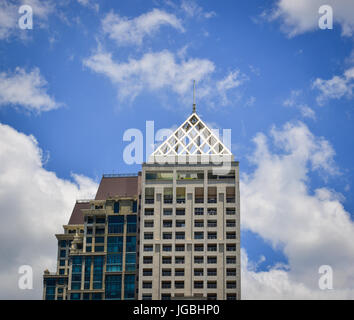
(124, 275), (135, 299)
(105, 275), (122, 300)
(108, 216), (124, 234)
(106, 253), (122, 272)
(127, 215), (137, 233)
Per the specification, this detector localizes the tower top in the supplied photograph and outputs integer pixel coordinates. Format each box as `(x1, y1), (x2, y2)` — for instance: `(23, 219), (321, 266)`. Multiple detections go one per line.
(192, 80), (196, 114)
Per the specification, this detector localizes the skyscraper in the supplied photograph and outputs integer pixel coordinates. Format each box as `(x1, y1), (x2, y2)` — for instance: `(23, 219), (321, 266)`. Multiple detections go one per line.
(43, 109), (240, 300)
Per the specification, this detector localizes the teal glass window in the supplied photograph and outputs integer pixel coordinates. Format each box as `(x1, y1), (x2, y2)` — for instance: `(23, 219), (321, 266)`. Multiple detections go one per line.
(108, 216), (124, 234)
(124, 274), (135, 299)
(105, 275), (122, 300)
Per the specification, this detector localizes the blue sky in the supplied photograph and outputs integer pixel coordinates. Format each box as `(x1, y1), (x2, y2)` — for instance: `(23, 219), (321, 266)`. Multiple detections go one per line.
(0, 0), (354, 299)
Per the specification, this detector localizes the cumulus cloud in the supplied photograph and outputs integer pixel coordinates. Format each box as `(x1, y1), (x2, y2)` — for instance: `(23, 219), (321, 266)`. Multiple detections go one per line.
(102, 9), (184, 46)
(83, 49), (248, 107)
(267, 0), (354, 37)
(312, 67), (354, 105)
(0, 123), (98, 299)
(77, 0), (99, 12)
(0, 0), (55, 40)
(83, 49), (215, 102)
(0, 67), (60, 112)
(241, 122), (354, 299)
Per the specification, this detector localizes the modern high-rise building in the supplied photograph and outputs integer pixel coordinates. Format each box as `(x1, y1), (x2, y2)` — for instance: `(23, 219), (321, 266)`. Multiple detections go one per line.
(43, 109), (240, 300)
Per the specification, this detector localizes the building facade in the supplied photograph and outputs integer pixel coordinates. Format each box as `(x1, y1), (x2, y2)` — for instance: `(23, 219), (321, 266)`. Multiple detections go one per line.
(43, 111), (240, 300)
(43, 175), (140, 300)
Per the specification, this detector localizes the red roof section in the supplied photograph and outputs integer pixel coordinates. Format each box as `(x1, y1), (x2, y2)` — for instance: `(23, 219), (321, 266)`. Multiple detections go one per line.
(95, 175), (140, 200)
(67, 174), (141, 225)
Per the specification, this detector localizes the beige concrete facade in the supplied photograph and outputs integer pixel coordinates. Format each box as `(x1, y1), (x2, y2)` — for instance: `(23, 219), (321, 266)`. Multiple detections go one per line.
(138, 162), (240, 300)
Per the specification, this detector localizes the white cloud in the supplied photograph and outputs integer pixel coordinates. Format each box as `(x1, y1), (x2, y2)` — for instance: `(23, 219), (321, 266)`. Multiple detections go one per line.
(241, 121), (354, 299)
(83, 49), (215, 102)
(216, 70), (248, 106)
(102, 9), (184, 46)
(0, 123), (98, 299)
(268, 0), (354, 37)
(313, 67), (354, 105)
(84, 49), (248, 108)
(0, 67), (60, 112)
(181, 0), (216, 19)
(0, 0), (54, 40)
(77, 0), (99, 12)
(283, 90), (316, 119)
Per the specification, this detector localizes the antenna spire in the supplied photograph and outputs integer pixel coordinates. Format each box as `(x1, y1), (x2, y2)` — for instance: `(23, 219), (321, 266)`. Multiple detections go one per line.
(192, 80), (196, 113)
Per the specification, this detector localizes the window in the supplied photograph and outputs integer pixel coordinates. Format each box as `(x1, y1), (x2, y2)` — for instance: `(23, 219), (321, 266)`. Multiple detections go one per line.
(176, 220), (185, 228)
(207, 208), (217, 215)
(163, 232), (172, 240)
(162, 281), (171, 289)
(207, 244), (217, 252)
(125, 252), (136, 271)
(106, 254), (122, 272)
(176, 208), (185, 216)
(208, 187), (217, 203)
(194, 220), (204, 227)
(194, 232), (204, 240)
(178, 171), (204, 180)
(194, 281), (203, 289)
(127, 236), (137, 253)
(176, 187), (186, 204)
(95, 236), (104, 243)
(146, 172), (173, 180)
(227, 268), (236, 276)
(207, 281), (217, 289)
(143, 281), (152, 289)
(96, 217), (106, 224)
(105, 275), (122, 300)
(94, 245), (104, 252)
(145, 220), (154, 228)
(163, 220), (172, 228)
(60, 249), (66, 258)
(163, 245), (172, 252)
(226, 187), (235, 203)
(194, 269), (203, 276)
(124, 274), (135, 299)
(162, 257), (172, 264)
(226, 256), (236, 264)
(194, 244), (204, 252)
(227, 281), (237, 289)
(175, 256), (185, 264)
(107, 236), (123, 253)
(207, 293), (217, 300)
(144, 245), (153, 252)
(175, 269), (184, 276)
(144, 208), (154, 216)
(142, 294), (152, 300)
(132, 200), (137, 213)
(144, 232), (154, 240)
(163, 208), (172, 216)
(164, 187), (173, 204)
(194, 256), (204, 264)
(93, 256), (104, 289)
(175, 281), (184, 289)
(207, 268), (217, 276)
(226, 208), (236, 215)
(114, 201), (120, 213)
(208, 220), (217, 228)
(127, 216), (137, 233)
(208, 232), (217, 240)
(95, 227), (105, 234)
(195, 187), (204, 203)
(226, 220), (236, 228)
(226, 232), (236, 239)
(145, 188), (154, 204)
(143, 269), (153, 276)
(194, 208), (204, 216)
(227, 294), (237, 300)
(176, 232), (185, 240)
(143, 256), (153, 264)
(161, 294), (171, 300)
(175, 244), (185, 252)
(84, 257), (91, 290)
(108, 216), (124, 234)
(207, 256), (217, 264)
(227, 244), (236, 251)
(162, 269), (171, 276)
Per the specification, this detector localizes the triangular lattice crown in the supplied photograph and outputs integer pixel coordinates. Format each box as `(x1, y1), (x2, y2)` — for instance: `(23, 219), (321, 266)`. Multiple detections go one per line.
(151, 113), (232, 160)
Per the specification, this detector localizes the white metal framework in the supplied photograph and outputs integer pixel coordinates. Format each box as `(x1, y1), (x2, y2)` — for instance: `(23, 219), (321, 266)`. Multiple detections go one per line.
(151, 113), (232, 158)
